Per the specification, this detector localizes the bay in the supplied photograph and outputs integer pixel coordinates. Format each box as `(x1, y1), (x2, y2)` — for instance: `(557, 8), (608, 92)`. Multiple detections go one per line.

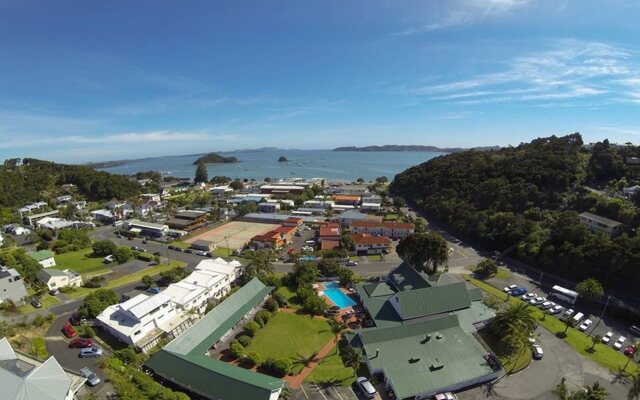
(96, 149), (444, 181)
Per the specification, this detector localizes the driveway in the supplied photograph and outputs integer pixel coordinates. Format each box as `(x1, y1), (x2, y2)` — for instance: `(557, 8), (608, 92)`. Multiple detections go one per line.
(292, 382), (360, 400)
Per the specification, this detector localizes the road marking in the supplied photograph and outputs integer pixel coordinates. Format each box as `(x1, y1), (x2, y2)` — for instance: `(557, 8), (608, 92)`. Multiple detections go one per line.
(299, 383), (309, 399)
(332, 385), (344, 400)
(314, 384), (328, 400)
(348, 387), (358, 399)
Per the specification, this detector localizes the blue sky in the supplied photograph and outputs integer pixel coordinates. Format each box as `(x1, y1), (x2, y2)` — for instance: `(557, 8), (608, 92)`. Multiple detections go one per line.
(1, 0), (640, 162)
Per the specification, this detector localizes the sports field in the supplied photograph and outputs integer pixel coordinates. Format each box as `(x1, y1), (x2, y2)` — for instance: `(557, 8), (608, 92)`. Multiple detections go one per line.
(185, 221), (276, 249)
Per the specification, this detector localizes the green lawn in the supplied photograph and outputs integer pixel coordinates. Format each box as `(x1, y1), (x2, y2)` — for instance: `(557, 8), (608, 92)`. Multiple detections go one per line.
(63, 260), (187, 299)
(245, 312), (333, 374)
(479, 330), (531, 374)
(306, 345), (357, 386)
(495, 267), (512, 279)
(213, 247), (234, 257)
(171, 241), (191, 249)
(466, 275), (639, 375)
(55, 248), (110, 275)
(367, 254), (383, 261)
(17, 294), (60, 314)
(276, 287), (302, 310)
(383, 214), (399, 221)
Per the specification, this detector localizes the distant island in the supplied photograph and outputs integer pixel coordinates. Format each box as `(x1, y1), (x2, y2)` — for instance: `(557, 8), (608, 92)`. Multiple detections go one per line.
(84, 160), (130, 168)
(278, 156), (288, 162)
(333, 145), (498, 153)
(193, 153), (238, 165)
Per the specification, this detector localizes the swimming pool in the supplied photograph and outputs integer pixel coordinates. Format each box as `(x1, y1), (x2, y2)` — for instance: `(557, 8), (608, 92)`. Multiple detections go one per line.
(323, 281), (356, 309)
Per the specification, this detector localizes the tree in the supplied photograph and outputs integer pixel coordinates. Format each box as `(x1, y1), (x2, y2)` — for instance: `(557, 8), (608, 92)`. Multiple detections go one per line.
(229, 341), (245, 359)
(396, 232), (449, 274)
(229, 180), (244, 190)
(245, 250), (275, 279)
(92, 240), (117, 256)
(302, 294), (329, 316)
(194, 161), (208, 183)
(160, 267), (189, 284)
(244, 321), (261, 337)
(590, 335), (603, 352)
(317, 258), (340, 277)
(491, 301), (537, 337)
(356, 178), (365, 183)
(414, 217), (428, 233)
(79, 289), (119, 318)
(113, 246), (133, 264)
(392, 196), (406, 210)
(328, 318), (350, 354)
(575, 278), (604, 301)
(629, 372), (640, 400)
(141, 275), (155, 288)
(342, 346), (362, 374)
(287, 261), (319, 289)
(375, 176), (388, 184)
(474, 259), (498, 278)
(501, 323), (533, 363)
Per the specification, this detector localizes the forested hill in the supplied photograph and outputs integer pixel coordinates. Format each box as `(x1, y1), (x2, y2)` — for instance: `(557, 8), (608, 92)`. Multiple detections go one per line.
(192, 153), (238, 165)
(390, 133), (640, 295)
(0, 158), (141, 207)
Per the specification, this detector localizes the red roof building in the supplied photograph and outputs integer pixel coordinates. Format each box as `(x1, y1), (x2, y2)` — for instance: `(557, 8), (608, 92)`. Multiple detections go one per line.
(351, 233), (392, 255)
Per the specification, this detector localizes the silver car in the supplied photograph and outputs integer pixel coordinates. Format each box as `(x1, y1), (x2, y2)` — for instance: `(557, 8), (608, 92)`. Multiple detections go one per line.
(356, 377), (377, 399)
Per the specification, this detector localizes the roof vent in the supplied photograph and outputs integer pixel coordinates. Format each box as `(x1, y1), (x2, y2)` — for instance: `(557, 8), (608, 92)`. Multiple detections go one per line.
(429, 358), (444, 371)
(421, 334), (431, 344)
(435, 333), (443, 340)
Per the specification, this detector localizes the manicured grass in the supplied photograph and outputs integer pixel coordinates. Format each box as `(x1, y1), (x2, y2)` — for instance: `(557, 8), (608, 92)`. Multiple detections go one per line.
(465, 275), (639, 375)
(244, 312), (333, 374)
(213, 247), (234, 257)
(276, 287), (302, 310)
(383, 214), (399, 221)
(306, 345), (356, 386)
(55, 248), (110, 275)
(495, 267), (512, 279)
(171, 241), (191, 249)
(367, 254), (383, 261)
(63, 260), (187, 299)
(30, 337), (48, 359)
(17, 294), (60, 314)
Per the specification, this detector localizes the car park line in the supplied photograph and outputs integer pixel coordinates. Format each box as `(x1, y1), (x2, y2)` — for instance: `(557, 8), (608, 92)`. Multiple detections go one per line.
(332, 385), (345, 400)
(314, 384), (328, 400)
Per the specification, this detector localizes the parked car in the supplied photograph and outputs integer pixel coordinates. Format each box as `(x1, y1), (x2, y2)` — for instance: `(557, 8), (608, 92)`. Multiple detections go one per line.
(79, 347), (103, 358)
(630, 325), (640, 337)
(69, 313), (82, 325)
(563, 309), (575, 317)
(614, 336), (626, 350)
(522, 293), (536, 301)
(80, 367), (101, 386)
(529, 297), (545, 305)
(539, 301), (554, 310)
(579, 319), (593, 332)
(147, 287), (161, 294)
(624, 345), (637, 357)
(549, 305), (564, 314)
(346, 260), (358, 267)
(433, 393), (459, 400)
(30, 298), (42, 308)
(62, 323), (77, 338)
(196, 251), (208, 256)
(49, 288), (60, 295)
(532, 344), (544, 359)
(184, 249), (194, 254)
(69, 338), (93, 348)
(356, 377), (377, 399)
(503, 284), (517, 293)
(602, 332), (613, 344)
(510, 287), (527, 296)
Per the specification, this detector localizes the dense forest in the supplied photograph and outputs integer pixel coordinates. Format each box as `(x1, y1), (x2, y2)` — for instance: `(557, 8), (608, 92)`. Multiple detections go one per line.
(391, 133), (640, 294)
(0, 158), (141, 207)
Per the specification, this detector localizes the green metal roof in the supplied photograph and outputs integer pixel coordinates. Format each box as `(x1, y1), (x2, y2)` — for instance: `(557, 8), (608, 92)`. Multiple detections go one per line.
(28, 250), (55, 262)
(467, 287), (483, 302)
(455, 302), (496, 333)
(144, 278), (283, 400)
(36, 268), (68, 279)
(392, 281), (472, 320)
(389, 261), (432, 292)
(362, 282), (396, 298)
(359, 315), (495, 399)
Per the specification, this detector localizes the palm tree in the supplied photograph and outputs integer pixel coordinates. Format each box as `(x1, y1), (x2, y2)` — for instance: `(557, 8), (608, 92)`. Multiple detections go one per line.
(342, 346), (362, 374)
(501, 323), (533, 373)
(328, 318), (350, 354)
(491, 302), (537, 336)
(589, 335), (602, 352)
(245, 249), (274, 278)
(563, 317), (573, 334)
(629, 372), (640, 400)
(582, 382), (608, 400)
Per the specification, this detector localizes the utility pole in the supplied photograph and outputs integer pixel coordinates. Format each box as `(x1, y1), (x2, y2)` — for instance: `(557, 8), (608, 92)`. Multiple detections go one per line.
(590, 294), (612, 334)
(538, 271), (544, 287)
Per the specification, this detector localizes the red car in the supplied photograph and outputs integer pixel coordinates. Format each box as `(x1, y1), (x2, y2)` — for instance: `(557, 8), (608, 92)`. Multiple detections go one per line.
(68, 338), (93, 348)
(625, 345), (637, 357)
(62, 323), (77, 338)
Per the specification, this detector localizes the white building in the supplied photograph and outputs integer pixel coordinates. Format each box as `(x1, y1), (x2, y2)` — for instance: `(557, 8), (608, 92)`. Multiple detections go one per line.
(164, 268), (233, 315)
(90, 209), (116, 223)
(97, 293), (192, 353)
(125, 219), (169, 237)
(0, 337), (85, 400)
(350, 221), (415, 239)
(28, 250), (56, 268)
(211, 185), (233, 194)
(36, 269), (82, 291)
(195, 257), (242, 283)
(56, 195), (72, 203)
(579, 212), (623, 237)
(623, 185), (640, 198)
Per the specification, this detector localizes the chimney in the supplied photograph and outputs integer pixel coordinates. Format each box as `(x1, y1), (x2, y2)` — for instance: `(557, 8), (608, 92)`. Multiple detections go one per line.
(375, 348), (380, 358)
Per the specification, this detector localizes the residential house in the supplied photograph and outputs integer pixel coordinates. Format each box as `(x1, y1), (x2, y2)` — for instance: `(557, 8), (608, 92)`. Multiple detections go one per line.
(90, 209), (116, 224)
(274, 225), (297, 243)
(361, 194), (382, 212)
(23, 210), (59, 226)
(579, 212), (623, 237)
(229, 193), (272, 204)
(211, 185), (233, 194)
(195, 258), (242, 283)
(97, 293), (192, 353)
(0, 266), (28, 305)
(250, 230), (285, 249)
(164, 266), (234, 315)
(0, 337), (86, 400)
(28, 250), (56, 268)
(350, 221), (415, 239)
(36, 269), (82, 291)
(125, 220), (169, 238)
(328, 184), (370, 195)
(303, 200), (334, 209)
(257, 202), (280, 213)
(56, 195), (72, 203)
(140, 193), (162, 202)
(37, 217), (85, 231)
(351, 233), (392, 255)
(18, 201), (49, 217)
(282, 216), (304, 228)
(626, 157), (640, 166)
(259, 184), (305, 195)
(71, 200), (87, 210)
(167, 210), (208, 231)
(267, 198), (295, 208)
(145, 278), (283, 400)
(318, 223), (341, 243)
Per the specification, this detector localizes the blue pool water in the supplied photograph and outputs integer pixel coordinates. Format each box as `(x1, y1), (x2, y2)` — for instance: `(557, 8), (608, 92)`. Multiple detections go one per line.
(323, 282), (356, 309)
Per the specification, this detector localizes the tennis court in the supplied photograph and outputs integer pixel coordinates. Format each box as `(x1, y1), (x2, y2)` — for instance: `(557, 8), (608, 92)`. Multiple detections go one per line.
(185, 221), (276, 249)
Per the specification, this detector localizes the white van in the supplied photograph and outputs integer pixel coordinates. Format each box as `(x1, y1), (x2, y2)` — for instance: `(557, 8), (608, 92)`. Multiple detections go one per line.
(305, 240), (316, 245)
(572, 312), (584, 325)
(113, 220), (123, 227)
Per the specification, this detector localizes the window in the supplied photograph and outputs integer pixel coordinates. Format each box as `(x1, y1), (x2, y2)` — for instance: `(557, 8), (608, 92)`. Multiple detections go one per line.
(134, 330), (141, 335)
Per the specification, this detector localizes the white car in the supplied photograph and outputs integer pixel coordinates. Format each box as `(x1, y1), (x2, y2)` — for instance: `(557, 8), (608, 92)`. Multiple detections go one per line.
(503, 284), (517, 293)
(522, 293), (536, 301)
(539, 301), (554, 310)
(579, 319), (593, 332)
(532, 344), (544, 359)
(602, 332), (613, 344)
(433, 393), (459, 400)
(549, 305), (564, 314)
(614, 336), (626, 350)
(530, 297), (545, 305)
(563, 309), (575, 317)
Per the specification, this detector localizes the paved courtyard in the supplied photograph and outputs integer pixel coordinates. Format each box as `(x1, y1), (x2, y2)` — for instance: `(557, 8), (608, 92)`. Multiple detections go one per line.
(185, 221), (276, 249)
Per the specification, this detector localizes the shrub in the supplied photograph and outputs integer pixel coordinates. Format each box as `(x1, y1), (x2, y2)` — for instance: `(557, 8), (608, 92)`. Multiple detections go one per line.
(263, 358), (292, 377)
(255, 310), (272, 327)
(84, 276), (106, 288)
(244, 321), (260, 337)
(32, 315), (47, 327)
(92, 240), (118, 257)
(302, 294), (329, 316)
(264, 298), (279, 313)
(113, 246), (133, 264)
(237, 335), (252, 347)
(273, 292), (288, 307)
(229, 341), (245, 359)
(245, 351), (262, 367)
(474, 259), (498, 278)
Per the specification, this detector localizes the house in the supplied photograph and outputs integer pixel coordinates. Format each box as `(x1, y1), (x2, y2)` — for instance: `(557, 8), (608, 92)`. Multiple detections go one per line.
(71, 200), (87, 210)
(257, 202), (280, 213)
(333, 209), (383, 226)
(333, 195), (361, 206)
(350, 221), (415, 239)
(97, 293), (192, 353)
(259, 184), (305, 195)
(140, 193), (162, 202)
(90, 209), (116, 224)
(167, 210), (208, 231)
(211, 185), (233, 194)
(349, 263), (498, 399)
(36, 269), (82, 291)
(0, 266), (28, 305)
(10, 226), (30, 236)
(164, 266), (235, 315)
(328, 184), (370, 195)
(145, 278), (283, 400)
(267, 198), (295, 208)
(0, 337), (86, 400)
(318, 223), (341, 242)
(623, 185), (640, 198)
(190, 239), (216, 252)
(229, 193), (272, 204)
(18, 201), (49, 217)
(274, 225), (297, 242)
(303, 200), (334, 209)
(294, 207), (327, 216)
(250, 230), (285, 249)
(56, 195), (72, 203)
(361, 194), (382, 212)
(23, 210), (60, 226)
(36, 217), (83, 231)
(195, 258), (242, 283)
(579, 212), (623, 237)
(28, 250), (56, 268)
(320, 240), (340, 251)
(137, 200), (161, 216)
(351, 233), (392, 255)
(282, 216), (304, 228)
(125, 220), (169, 238)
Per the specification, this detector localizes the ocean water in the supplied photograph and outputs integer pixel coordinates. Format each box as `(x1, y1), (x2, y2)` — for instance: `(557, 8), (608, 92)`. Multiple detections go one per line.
(97, 149), (444, 181)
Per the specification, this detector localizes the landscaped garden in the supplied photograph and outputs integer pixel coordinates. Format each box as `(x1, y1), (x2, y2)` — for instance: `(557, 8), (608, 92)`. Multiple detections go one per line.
(305, 345), (359, 386)
(55, 247), (110, 275)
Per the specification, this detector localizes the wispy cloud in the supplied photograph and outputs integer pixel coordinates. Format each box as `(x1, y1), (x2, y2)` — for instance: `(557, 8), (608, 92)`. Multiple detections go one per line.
(590, 125), (640, 136)
(395, 0), (531, 35)
(409, 39), (640, 106)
